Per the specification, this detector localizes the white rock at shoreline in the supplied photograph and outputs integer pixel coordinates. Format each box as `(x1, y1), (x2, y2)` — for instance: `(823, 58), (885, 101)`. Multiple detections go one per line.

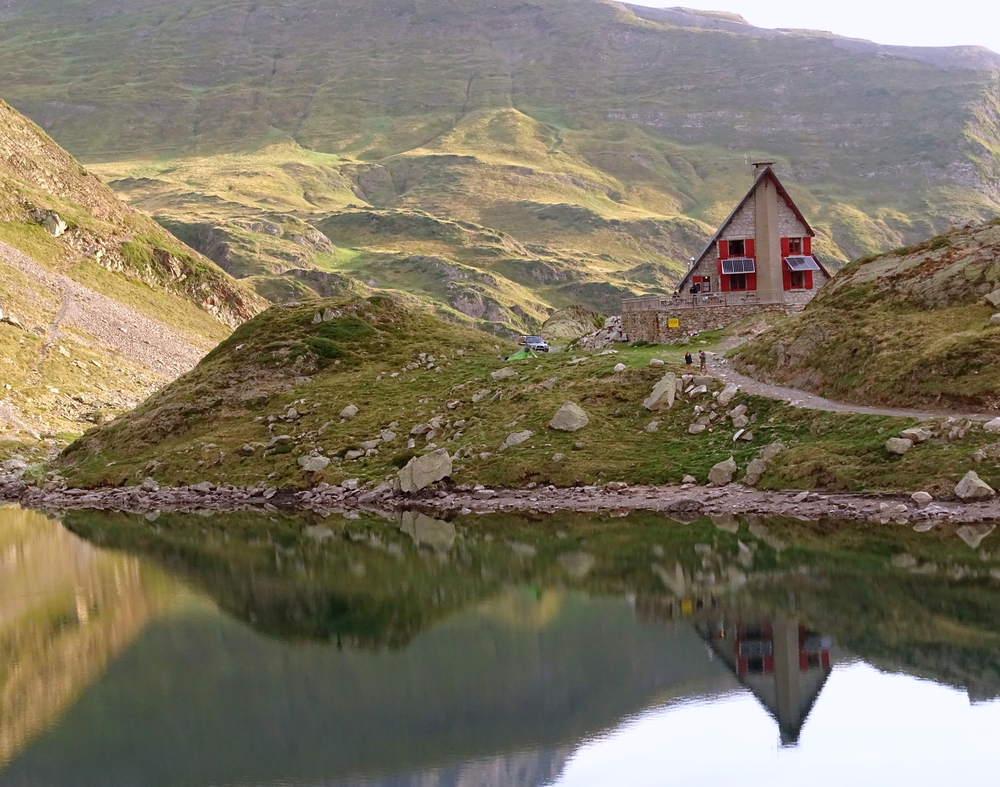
(954, 470), (995, 500)
(885, 437), (913, 455)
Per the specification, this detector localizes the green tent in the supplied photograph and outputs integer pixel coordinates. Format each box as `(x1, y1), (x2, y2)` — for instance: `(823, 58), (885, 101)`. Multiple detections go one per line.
(505, 348), (537, 361)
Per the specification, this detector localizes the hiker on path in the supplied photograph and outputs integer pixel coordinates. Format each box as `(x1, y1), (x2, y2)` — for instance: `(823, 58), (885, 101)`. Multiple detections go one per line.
(684, 351), (693, 369)
(699, 350), (707, 373)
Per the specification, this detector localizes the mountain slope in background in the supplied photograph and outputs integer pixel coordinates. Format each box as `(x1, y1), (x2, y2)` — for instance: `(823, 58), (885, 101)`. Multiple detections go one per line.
(0, 98), (265, 449)
(2, 0), (998, 332)
(730, 218), (1000, 409)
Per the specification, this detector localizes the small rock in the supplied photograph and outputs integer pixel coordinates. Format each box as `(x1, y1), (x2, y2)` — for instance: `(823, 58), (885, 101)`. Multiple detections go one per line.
(955, 470), (996, 500)
(731, 414), (750, 429)
(990, 313), (1000, 326)
(649, 358), (664, 367)
(644, 420), (660, 433)
(614, 362), (626, 372)
(140, 477), (159, 492)
(606, 481), (628, 491)
(885, 437), (913, 455)
(552, 452), (566, 462)
(681, 474), (697, 484)
(900, 427), (933, 443)
(491, 367), (518, 380)
(340, 404), (358, 419)
(984, 417), (1000, 434)
(688, 423), (707, 434)
(689, 384), (708, 395)
(911, 491), (933, 507)
(503, 430), (534, 448)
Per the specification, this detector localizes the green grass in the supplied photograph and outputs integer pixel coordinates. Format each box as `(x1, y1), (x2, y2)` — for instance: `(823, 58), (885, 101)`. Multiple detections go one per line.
(54, 295), (1000, 496)
(732, 220), (1000, 408)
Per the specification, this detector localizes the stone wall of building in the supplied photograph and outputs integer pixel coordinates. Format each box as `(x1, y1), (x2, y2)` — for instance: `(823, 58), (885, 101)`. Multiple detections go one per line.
(777, 198), (808, 237)
(622, 303), (786, 343)
(719, 200), (755, 241)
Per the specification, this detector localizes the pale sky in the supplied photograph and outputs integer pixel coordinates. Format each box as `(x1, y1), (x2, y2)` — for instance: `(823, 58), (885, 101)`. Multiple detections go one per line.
(642, 0), (1000, 55)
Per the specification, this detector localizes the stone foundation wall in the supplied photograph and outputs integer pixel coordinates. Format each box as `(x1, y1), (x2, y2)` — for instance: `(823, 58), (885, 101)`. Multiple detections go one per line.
(622, 303), (786, 343)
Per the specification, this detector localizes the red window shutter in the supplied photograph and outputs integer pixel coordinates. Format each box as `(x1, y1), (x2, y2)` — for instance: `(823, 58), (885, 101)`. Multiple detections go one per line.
(747, 272), (757, 291)
(720, 269), (730, 292)
(783, 268), (792, 291)
(780, 237), (789, 256)
(745, 238), (755, 257)
(719, 240), (729, 258)
(805, 270), (813, 289)
(804, 237), (811, 255)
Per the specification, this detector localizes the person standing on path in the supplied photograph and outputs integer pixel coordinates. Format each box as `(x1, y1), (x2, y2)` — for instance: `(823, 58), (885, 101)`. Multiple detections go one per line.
(685, 351), (693, 369)
(699, 350), (707, 373)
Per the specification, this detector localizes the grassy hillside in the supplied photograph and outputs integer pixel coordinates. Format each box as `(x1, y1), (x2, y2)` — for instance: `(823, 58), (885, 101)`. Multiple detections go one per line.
(731, 218), (1000, 409)
(54, 295), (1000, 495)
(0, 98), (265, 450)
(2, 0), (999, 330)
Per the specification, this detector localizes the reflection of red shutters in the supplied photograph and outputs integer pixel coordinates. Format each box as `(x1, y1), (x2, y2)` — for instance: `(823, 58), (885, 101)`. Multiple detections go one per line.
(719, 240), (729, 258)
(745, 239), (755, 258)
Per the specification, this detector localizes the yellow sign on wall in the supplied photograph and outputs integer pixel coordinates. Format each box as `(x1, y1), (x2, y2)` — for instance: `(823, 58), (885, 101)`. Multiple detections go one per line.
(668, 318), (680, 328)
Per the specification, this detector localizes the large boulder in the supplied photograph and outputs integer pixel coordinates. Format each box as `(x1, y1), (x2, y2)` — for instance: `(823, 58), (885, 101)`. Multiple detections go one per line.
(549, 402), (590, 431)
(708, 456), (738, 486)
(983, 417), (1000, 434)
(954, 470), (996, 500)
(398, 449), (452, 492)
(986, 289), (1000, 307)
(643, 372), (676, 410)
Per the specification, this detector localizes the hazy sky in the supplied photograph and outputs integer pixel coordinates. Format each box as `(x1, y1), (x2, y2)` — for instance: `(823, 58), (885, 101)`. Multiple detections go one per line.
(642, 0), (1000, 55)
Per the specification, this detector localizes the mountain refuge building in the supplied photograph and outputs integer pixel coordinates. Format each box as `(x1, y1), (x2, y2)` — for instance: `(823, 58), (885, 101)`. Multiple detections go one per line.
(622, 163), (831, 342)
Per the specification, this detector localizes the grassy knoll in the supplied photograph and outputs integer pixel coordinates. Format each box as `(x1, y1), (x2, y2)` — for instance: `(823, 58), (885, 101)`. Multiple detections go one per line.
(55, 296), (999, 496)
(731, 219), (1000, 409)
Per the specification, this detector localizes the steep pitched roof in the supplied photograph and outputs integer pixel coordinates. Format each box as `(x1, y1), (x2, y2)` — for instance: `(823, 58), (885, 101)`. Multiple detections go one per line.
(677, 166), (816, 292)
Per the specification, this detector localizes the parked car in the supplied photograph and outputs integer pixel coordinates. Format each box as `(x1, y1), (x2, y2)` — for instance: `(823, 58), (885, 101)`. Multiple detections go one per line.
(520, 335), (550, 353)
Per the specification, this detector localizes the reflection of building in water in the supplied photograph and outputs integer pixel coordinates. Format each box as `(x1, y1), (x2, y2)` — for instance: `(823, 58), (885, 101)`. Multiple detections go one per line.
(698, 619), (832, 746)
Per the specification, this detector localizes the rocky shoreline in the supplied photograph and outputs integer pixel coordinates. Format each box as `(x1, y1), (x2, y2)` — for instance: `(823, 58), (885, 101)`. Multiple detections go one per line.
(3, 476), (1000, 527)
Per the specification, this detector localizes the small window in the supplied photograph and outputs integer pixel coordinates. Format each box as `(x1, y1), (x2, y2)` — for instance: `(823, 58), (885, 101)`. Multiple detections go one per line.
(729, 273), (748, 291)
(789, 270), (805, 289)
(700, 277), (711, 293)
(728, 239), (745, 256)
(787, 237), (803, 254)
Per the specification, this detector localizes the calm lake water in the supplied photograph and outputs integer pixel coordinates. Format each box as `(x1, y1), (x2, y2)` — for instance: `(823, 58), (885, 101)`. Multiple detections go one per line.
(2, 503), (1000, 786)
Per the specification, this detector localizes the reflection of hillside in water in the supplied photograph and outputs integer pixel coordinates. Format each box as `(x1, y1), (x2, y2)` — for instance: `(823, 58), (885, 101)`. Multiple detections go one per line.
(3, 506), (1000, 785)
(0, 507), (169, 769)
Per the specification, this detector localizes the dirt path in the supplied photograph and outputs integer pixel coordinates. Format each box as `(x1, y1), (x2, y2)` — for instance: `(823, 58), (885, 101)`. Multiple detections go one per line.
(705, 342), (991, 422)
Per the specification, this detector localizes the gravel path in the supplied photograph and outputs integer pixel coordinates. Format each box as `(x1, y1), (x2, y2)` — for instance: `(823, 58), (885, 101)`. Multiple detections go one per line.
(706, 343), (992, 422)
(1, 240), (207, 379)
